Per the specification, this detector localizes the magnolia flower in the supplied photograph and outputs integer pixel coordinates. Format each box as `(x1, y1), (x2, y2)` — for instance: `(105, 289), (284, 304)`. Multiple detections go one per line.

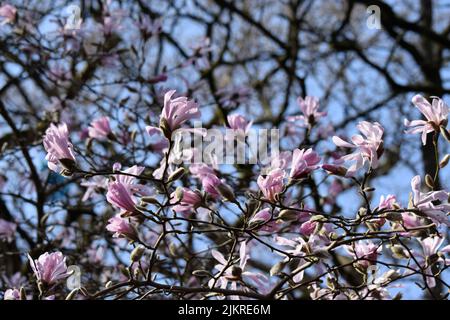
(309, 283), (348, 300)
(0, 219), (16, 242)
(404, 95), (449, 145)
(227, 114), (252, 134)
(248, 208), (278, 232)
(160, 90), (200, 133)
(88, 116), (112, 140)
(80, 176), (108, 201)
(299, 219), (317, 236)
(269, 151), (292, 171)
(288, 96), (326, 127)
(2, 272), (27, 289)
(28, 252), (69, 285)
(274, 236), (308, 282)
(201, 174), (222, 198)
(4, 288), (20, 300)
(209, 242), (267, 293)
(416, 236), (450, 288)
(289, 148), (321, 179)
(106, 181), (137, 214)
(410, 175), (450, 226)
(0, 4), (16, 25)
(344, 241), (381, 269)
(257, 168), (285, 202)
(43, 123), (77, 173)
(378, 194), (397, 210)
(106, 215), (137, 240)
(170, 188), (202, 215)
(332, 121), (384, 176)
(189, 162), (218, 179)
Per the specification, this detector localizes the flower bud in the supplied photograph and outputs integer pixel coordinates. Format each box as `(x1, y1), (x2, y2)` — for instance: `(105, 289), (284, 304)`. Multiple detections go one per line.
(19, 287), (27, 300)
(384, 212), (403, 222)
(389, 245), (409, 259)
(167, 167), (186, 183)
(130, 246), (145, 263)
(440, 126), (450, 142)
(439, 154), (450, 168)
(141, 196), (160, 205)
(270, 261), (286, 276)
(425, 174), (434, 189)
(278, 209), (298, 221)
(192, 270), (211, 277)
(216, 183), (236, 202)
(160, 117), (171, 139)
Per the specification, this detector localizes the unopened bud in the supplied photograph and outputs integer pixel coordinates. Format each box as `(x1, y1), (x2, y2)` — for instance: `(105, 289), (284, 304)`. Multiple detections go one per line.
(439, 154), (450, 168)
(384, 212), (403, 222)
(192, 270), (211, 277)
(425, 174), (434, 189)
(363, 187), (375, 193)
(270, 261), (285, 276)
(440, 126), (450, 142)
(141, 196), (160, 205)
(160, 117), (171, 139)
(278, 209), (298, 221)
(19, 287), (27, 300)
(310, 215), (327, 223)
(168, 167), (186, 183)
(390, 245), (409, 259)
(130, 246), (145, 263)
(169, 242), (178, 256)
(217, 183), (236, 202)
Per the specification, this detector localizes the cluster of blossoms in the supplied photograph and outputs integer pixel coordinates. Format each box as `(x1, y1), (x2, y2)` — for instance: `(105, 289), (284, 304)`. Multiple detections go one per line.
(5, 91), (445, 301)
(1, 3), (449, 301)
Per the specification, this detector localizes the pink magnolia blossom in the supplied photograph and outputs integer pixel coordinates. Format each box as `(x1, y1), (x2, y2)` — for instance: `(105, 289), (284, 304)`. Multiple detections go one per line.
(248, 208), (278, 232)
(43, 123), (77, 173)
(269, 151), (292, 171)
(404, 95), (449, 145)
(0, 218), (16, 242)
(289, 148), (321, 179)
(378, 194), (397, 210)
(106, 181), (137, 214)
(410, 175), (450, 226)
(4, 288), (20, 300)
(113, 163), (152, 196)
(288, 96), (326, 127)
(257, 168), (285, 202)
(88, 116), (112, 140)
(201, 174), (222, 198)
(227, 114), (252, 134)
(299, 220), (317, 236)
(106, 214), (137, 240)
(170, 188), (202, 215)
(416, 236), (450, 288)
(28, 251), (69, 285)
(160, 90), (200, 133)
(332, 121), (384, 176)
(80, 176), (108, 201)
(189, 163), (216, 179)
(344, 241), (381, 269)
(0, 4), (16, 25)
(209, 242), (267, 294)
